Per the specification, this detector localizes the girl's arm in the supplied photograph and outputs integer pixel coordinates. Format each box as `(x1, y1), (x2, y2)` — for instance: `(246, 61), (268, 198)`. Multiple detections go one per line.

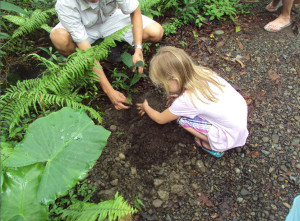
(136, 100), (179, 124)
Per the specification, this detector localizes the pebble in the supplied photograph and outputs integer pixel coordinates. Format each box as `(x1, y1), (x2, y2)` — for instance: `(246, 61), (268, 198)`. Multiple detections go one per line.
(235, 168), (241, 174)
(109, 125), (117, 131)
(119, 153), (126, 160)
(157, 190), (169, 201)
(154, 179), (164, 187)
(195, 160), (206, 173)
(240, 188), (250, 196)
(280, 165), (288, 172)
(191, 183), (198, 190)
(291, 138), (299, 146)
(131, 167), (137, 175)
(110, 179), (118, 186)
(152, 199), (163, 208)
(261, 150), (270, 155)
(171, 184), (183, 194)
(214, 30), (225, 35)
(262, 137), (269, 142)
(296, 164), (300, 169)
(269, 167), (275, 173)
(272, 134), (279, 144)
(237, 197), (243, 202)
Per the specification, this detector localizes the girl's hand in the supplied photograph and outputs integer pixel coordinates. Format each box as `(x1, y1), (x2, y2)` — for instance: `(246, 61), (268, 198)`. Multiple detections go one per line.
(136, 99), (149, 116)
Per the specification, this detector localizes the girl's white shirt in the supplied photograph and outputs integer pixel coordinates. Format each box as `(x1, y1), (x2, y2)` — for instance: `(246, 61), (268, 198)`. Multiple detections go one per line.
(169, 74), (249, 152)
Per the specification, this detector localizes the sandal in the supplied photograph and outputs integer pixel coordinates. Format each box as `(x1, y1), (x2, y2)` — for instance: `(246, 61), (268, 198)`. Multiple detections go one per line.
(266, 0), (282, 12)
(264, 22), (291, 32)
(194, 138), (224, 158)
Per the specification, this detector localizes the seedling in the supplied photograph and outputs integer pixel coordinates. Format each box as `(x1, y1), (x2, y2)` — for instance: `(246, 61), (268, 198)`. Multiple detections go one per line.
(111, 52), (147, 102)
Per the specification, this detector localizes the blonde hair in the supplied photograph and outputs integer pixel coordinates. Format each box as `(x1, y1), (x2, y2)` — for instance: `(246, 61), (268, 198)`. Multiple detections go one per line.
(149, 46), (224, 103)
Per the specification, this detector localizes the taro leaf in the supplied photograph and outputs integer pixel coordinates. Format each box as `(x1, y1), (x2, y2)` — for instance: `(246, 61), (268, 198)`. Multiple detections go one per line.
(5, 107), (111, 204)
(1, 141), (15, 188)
(1, 163), (48, 220)
(135, 60), (144, 67)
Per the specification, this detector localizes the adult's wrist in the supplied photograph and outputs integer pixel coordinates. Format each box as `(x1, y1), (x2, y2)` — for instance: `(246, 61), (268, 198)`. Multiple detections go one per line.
(134, 44), (143, 50)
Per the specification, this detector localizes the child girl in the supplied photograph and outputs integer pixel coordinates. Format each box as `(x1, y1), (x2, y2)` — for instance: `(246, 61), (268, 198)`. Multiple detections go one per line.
(136, 46), (249, 157)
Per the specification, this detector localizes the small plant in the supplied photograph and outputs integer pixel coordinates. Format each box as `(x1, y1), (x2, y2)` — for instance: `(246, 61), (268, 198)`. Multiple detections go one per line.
(162, 18), (183, 36)
(37, 46), (67, 64)
(179, 41), (188, 48)
(110, 52), (147, 102)
(195, 15), (206, 28)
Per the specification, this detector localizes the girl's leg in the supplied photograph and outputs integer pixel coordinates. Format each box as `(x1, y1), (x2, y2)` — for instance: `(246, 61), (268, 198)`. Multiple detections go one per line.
(182, 126), (212, 150)
(177, 116), (224, 158)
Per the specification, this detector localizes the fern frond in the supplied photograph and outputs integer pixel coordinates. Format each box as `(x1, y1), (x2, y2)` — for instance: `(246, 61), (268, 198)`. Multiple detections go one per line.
(40, 24), (53, 33)
(60, 192), (137, 221)
(1, 26), (130, 136)
(2, 14), (26, 26)
(12, 8), (56, 38)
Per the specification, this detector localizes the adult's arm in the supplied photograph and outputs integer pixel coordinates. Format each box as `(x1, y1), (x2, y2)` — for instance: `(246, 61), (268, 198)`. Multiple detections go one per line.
(77, 40), (131, 110)
(130, 7), (144, 74)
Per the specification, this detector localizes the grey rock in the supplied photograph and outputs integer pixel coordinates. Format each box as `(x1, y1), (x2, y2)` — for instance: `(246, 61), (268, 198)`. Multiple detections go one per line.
(272, 134), (279, 144)
(241, 188), (250, 196)
(171, 184), (184, 194)
(152, 199), (163, 208)
(157, 190), (169, 201)
(118, 153), (126, 160)
(98, 188), (116, 200)
(214, 30), (225, 35)
(110, 179), (118, 186)
(153, 178), (164, 187)
(109, 125), (117, 131)
(195, 160), (206, 173)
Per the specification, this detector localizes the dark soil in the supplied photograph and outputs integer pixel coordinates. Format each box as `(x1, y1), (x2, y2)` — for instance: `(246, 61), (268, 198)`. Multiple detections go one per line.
(86, 2), (300, 221)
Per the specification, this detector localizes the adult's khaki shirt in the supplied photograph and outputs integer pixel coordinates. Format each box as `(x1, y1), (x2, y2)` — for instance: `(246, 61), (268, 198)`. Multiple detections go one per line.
(55, 0), (139, 43)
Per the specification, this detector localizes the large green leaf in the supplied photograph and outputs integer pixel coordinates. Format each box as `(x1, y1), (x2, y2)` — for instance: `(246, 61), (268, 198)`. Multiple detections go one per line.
(5, 107), (111, 204)
(1, 164), (48, 221)
(0, 1), (27, 15)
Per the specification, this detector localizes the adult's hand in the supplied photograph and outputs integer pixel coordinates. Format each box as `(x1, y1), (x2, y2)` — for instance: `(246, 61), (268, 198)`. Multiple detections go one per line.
(107, 89), (132, 110)
(132, 48), (144, 74)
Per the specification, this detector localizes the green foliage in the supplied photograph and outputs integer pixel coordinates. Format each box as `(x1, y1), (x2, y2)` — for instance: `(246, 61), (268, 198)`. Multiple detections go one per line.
(139, 0), (162, 18)
(203, 0), (242, 21)
(2, 8), (56, 38)
(1, 164), (49, 220)
(49, 180), (97, 219)
(1, 108), (111, 220)
(111, 52), (146, 102)
(0, 1), (28, 15)
(60, 192), (137, 221)
(0, 26), (131, 137)
(4, 107), (111, 204)
(162, 18), (183, 36)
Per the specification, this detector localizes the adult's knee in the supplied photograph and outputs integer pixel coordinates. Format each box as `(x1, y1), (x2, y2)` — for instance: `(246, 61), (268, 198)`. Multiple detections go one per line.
(144, 23), (164, 43)
(50, 28), (76, 56)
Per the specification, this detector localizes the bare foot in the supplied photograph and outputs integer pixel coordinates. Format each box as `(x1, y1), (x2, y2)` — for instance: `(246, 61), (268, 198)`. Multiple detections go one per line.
(266, 0), (282, 12)
(264, 16), (291, 32)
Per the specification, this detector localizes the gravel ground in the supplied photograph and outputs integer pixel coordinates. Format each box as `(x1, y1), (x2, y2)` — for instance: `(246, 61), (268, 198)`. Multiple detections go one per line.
(87, 2), (300, 220)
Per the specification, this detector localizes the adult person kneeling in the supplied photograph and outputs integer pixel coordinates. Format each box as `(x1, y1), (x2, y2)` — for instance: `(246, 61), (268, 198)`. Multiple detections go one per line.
(50, 0), (164, 110)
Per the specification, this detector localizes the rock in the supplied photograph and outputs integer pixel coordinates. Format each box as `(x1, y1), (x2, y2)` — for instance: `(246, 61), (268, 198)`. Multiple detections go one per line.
(269, 167), (275, 173)
(214, 30), (225, 35)
(171, 184), (184, 194)
(110, 179), (118, 186)
(191, 183), (198, 190)
(296, 164), (300, 169)
(157, 190), (169, 201)
(237, 197), (243, 202)
(154, 179), (164, 187)
(261, 150), (270, 155)
(262, 137), (269, 142)
(280, 165), (288, 172)
(131, 167), (137, 175)
(98, 188), (116, 200)
(235, 168), (241, 174)
(291, 138), (299, 146)
(272, 134), (279, 144)
(119, 153), (126, 160)
(195, 160), (206, 173)
(109, 125), (117, 131)
(152, 199), (163, 208)
(240, 188), (250, 196)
